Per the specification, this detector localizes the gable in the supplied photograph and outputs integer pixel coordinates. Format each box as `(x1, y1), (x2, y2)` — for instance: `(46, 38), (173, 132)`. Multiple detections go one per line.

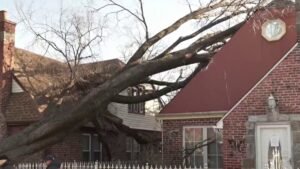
(218, 43), (297, 127)
(11, 78), (24, 93)
(160, 8), (297, 115)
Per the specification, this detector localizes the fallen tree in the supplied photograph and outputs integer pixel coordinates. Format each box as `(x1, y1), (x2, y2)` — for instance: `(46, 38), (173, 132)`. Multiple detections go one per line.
(2, 0), (268, 160)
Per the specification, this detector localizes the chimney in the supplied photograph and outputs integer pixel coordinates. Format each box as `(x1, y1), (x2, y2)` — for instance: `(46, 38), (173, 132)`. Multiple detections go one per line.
(0, 10), (16, 113)
(297, 0), (300, 40)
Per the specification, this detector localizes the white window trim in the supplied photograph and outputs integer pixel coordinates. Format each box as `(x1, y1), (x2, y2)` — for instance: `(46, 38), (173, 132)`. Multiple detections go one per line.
(182, 126), (217, 168)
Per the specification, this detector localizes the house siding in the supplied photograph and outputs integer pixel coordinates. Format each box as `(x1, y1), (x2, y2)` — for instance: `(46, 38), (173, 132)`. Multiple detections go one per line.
(109, 101), (161, 131)
(108, 90), (161, 131)
(11, 79), (24, 93)
(161, 118), (220, 166)
(223, 44), (300, 169)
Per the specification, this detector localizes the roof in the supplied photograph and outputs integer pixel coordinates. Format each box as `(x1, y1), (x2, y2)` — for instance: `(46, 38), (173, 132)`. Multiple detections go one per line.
(14, 48), (125, 96)
(160, 8), (297, 114)
(5, 92), (41, 124)
(267, 0), (294, 8)
(5, 48), (125, 122)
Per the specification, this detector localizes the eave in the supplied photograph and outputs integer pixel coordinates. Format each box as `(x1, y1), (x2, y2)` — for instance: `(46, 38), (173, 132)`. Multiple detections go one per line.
(156, 111), (226, 121)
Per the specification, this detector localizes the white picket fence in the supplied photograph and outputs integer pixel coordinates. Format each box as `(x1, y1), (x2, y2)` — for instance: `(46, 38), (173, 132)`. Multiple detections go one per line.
(15, 162), (208, 169)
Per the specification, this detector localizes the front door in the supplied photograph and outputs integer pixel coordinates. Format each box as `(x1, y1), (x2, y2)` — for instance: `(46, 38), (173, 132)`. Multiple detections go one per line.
(256, 124), (292, 169)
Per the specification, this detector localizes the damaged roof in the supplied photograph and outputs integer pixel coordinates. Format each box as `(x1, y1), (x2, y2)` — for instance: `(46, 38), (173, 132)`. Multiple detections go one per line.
(6, 48), (125, 123)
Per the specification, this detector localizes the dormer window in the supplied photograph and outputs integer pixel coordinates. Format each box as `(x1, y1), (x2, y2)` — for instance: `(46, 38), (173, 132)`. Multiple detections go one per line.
(128, 86), (145, 114)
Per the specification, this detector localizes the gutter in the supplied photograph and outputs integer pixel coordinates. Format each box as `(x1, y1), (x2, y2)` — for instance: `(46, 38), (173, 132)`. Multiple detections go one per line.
(156, 111), (226, 120)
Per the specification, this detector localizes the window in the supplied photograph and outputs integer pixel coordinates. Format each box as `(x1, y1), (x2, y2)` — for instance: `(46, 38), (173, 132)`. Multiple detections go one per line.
(126, 137), (132, 153)
(126, 137), (140, 160)
(81, 134), (102, 161)
(183, 127), (223, 169)
(82, 134), (91, 161)
(92, 135), (102, 161)
(261, 19), (286, 42)
(128, 86), (145, 114)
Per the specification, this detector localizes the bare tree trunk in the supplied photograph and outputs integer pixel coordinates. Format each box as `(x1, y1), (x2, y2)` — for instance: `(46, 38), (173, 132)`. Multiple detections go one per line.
(4, 0), (267, 160)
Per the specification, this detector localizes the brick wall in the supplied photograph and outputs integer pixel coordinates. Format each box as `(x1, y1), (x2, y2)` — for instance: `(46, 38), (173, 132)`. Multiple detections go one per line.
(162, 118), (220, 165)
(47, 131), (82, 161)
(103, 129), (161, 163)
(223, 44), (300, 168)
(8, 125), (82, 161)
(0, 11), (15, 140)
(7, 125), (44, 161)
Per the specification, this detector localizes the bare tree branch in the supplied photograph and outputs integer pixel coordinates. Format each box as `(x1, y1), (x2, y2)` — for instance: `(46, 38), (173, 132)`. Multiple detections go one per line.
(126, 1), (231, 64)
(2, 0), (269, 160)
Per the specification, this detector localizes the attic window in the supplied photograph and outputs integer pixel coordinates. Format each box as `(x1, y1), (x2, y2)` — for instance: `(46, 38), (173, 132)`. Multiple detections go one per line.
(261, 19), (286, 42)
(128, 86), (145, 114)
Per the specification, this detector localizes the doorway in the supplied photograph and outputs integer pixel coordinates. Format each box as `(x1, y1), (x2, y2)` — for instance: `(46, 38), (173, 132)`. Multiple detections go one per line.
(256, 124), (292, 169)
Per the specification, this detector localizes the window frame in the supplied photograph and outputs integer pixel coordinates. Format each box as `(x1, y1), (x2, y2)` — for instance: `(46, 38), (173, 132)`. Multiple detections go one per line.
(182, 126), (222, 169)
(128, 86), (145, 114)
(82, 133), (92, 161)
(126, 137), (132, 153)
(81, 133), (102, 161)
(92, 134), (102, 161)
(133, 139), (140, 153)
(126, 136), (141, 160)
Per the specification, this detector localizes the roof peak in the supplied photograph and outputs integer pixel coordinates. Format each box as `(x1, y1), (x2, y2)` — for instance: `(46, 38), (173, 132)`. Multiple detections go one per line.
(267, 0), (295, 8)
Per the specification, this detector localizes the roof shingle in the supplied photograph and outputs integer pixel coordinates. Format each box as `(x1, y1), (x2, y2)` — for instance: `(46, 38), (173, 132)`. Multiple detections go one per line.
(4, 48), (125, 123)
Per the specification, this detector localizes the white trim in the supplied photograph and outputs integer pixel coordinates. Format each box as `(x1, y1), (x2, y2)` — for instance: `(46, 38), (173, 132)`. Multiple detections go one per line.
(261, 19), (286, 42)
(157, 111), (226, 121)
(217, 43), (298, 128)
(255, 123), (292, 169)
(203, 128), (208, 165)
(11, 79), (24, 93)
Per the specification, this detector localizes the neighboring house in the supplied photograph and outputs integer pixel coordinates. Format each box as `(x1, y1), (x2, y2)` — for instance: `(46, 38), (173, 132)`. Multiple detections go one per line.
(157, 1), (300, 169)
(0, 11), (161, 162)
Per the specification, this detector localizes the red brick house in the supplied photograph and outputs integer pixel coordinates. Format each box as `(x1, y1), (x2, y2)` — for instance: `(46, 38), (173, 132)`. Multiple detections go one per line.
(0, 11), (161, 162)
(157, 1), (300, 169)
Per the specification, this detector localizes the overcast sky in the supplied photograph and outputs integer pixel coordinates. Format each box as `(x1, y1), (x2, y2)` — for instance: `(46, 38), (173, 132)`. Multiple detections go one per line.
(0, 0), (195, 61)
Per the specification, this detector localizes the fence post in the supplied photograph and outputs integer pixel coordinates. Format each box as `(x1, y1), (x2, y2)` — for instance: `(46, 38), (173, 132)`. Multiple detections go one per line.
(145, 163), (149, 169)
